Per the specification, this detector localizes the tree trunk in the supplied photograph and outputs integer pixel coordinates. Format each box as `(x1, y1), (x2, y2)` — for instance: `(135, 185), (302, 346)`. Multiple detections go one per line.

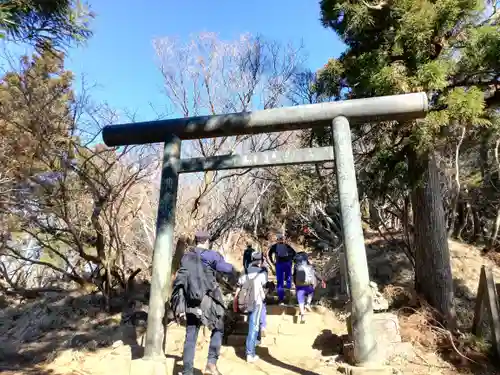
(490, 207), (500, 248)
(368, 200), (382, 229)
(472, 208), (483, 242)
(480, 130), (491, 183)
(402, 195), (414, 253)
(455, 201), (469, 240)
(448, 126), (466, 237)
(408, 149), (456, 327)
(490, 139), (500, 247)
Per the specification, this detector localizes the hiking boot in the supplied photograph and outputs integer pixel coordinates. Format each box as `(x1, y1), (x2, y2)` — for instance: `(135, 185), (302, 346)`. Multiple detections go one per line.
(246, 354), (260, 363)
(204, 363), (222, 375)
(300, 314), (306, 324)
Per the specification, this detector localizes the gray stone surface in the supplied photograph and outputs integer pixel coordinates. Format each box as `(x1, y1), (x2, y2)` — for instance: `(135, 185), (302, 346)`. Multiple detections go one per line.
(372, 312), (401, 344)
(345, 312), (408, 365)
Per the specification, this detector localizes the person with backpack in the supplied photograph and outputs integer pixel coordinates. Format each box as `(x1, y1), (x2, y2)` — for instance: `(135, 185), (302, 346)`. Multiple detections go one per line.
(268, 234), (296, 304)
(171, 230), (237, 375)
(233, 251), (268, 363)
(243, 243), (270, 336)
(293, 251), (326, 324)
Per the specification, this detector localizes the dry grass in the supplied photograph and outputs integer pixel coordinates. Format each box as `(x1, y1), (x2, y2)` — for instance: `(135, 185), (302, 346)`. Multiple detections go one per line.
(484, 251), (500, 268)
(380, 283), (495, 374)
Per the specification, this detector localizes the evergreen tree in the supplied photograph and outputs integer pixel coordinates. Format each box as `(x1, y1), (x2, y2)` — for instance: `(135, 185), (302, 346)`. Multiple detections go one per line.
(318, 0), (500, 324)
(0, 0), (93, 48)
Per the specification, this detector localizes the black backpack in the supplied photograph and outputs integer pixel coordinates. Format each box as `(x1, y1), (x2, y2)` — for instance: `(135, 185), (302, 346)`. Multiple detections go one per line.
(179, 251), (213, 306)
(276, 243), (289, 258)
(294, 251), (308, 264)
(294, 262), (316, 286)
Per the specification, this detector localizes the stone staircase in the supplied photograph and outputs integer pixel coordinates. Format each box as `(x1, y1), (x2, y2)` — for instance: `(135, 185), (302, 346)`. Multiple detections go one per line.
(160, 265), (405, 373)
(164, 302), (347, 374)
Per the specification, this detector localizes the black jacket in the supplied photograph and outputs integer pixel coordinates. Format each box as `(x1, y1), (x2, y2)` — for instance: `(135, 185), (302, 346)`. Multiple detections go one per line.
(171, 250), (226, 330)
(268, 243), (296, 263)
(243, 247), (254, 272)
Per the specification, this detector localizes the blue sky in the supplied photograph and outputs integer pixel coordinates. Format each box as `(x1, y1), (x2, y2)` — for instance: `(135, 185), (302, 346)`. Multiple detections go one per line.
(63, 0), (345, 122)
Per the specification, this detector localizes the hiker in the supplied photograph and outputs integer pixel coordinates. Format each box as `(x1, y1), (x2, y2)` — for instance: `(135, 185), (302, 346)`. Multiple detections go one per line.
(243, 242), (255, 274)
(293, 251), (326, 323)
(171, 230), (237, 375)
(268, 234), (296, 304)
(233, 251), (268, 363)
(242, 242), (269, 334)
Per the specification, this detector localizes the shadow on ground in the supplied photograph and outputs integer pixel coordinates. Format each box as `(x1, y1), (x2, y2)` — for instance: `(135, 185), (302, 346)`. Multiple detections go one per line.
(226, 342), (324, 375)
(0, 367), (59, 375)
(312, 329), (345, 357)
(165, 354), (203, 375)
(256, 347), (323, 375)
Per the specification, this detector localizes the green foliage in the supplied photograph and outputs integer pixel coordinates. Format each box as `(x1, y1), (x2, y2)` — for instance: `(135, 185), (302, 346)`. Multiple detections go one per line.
(456, 25), (500, 77)
(371, 62), (411, 95)
(364, 147), (409, 196)
(0, 48), (74, 181)
(319, 0), (500, 173)
(0, 0), (93, 49)
(316, 58), (344, 98)
(415, 60), (454, 91)
(0, 49), (83, 268)
(446, 87), (488, 124)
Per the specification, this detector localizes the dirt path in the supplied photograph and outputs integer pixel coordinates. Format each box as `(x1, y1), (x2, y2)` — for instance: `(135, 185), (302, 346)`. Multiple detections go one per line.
(37, 304), (345, 375)
(2, 237), (500, 375)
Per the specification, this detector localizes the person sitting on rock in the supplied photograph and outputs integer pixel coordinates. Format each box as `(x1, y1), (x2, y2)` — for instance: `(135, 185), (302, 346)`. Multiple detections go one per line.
(268, 234), (296, 305)
(293, 251), (326, 324)
(233, 251), (268, 363)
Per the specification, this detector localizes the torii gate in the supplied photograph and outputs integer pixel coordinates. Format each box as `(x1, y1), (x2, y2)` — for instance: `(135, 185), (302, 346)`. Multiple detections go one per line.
(102, 92), (428, 370)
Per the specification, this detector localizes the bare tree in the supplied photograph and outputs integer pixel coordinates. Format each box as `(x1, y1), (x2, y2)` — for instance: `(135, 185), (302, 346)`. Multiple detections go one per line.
(0, 49), (160, 298)
(153, 32), (305, 242)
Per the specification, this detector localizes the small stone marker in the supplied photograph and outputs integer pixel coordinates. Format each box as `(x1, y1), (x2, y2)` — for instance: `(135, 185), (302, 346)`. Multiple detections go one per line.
(345, 312), (412, 365)
(371, 313), (401, 344)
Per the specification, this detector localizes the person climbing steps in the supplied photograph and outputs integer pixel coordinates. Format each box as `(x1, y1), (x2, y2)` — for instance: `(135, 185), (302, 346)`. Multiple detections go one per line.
(268, 234), (296, 305)
(233, 251), (268, 363)
(293, 251), (326, 324)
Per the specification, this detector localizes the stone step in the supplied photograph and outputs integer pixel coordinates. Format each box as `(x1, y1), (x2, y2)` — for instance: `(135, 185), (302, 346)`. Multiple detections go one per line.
(225, 313), (331, 348)
(228, 305), (331, 337)
(231, 320), (249, 335)
(266, 303), (299, 316)
(224, 333), (275, 347)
